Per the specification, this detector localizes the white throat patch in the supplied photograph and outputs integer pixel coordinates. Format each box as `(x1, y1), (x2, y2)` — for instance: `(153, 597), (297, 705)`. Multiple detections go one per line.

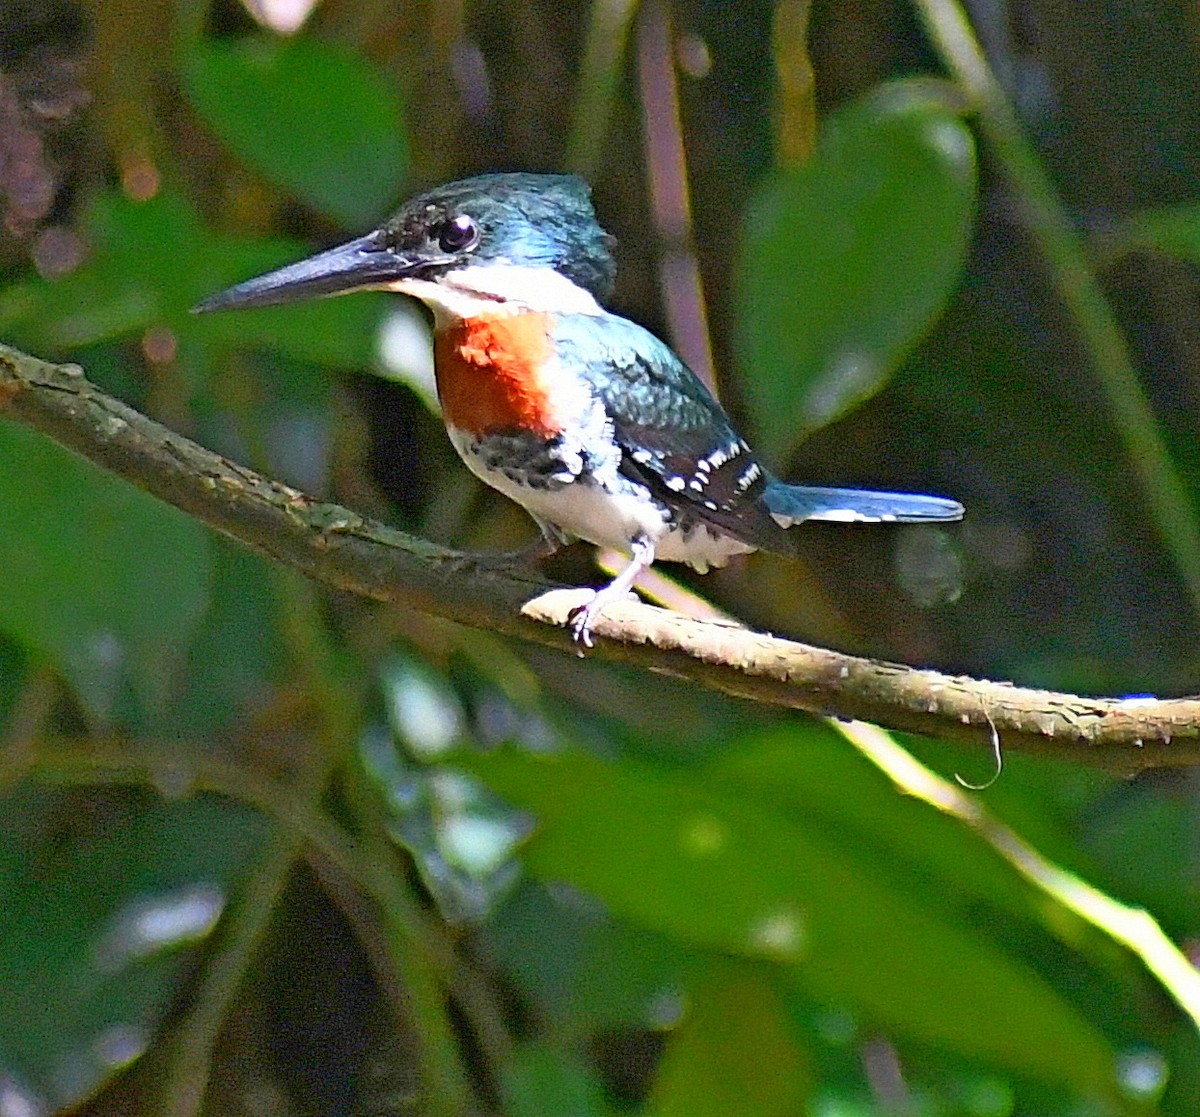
(385, 264), (603, 327)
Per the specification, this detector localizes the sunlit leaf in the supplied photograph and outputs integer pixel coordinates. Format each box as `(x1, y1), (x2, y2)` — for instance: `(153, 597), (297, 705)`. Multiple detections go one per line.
(185, 35), (408, 228)
(460, 742), (1119, 1100)
(0, 421), (211, 718)
(736, 79), (976, 460)
(649, 962), (809, 1117)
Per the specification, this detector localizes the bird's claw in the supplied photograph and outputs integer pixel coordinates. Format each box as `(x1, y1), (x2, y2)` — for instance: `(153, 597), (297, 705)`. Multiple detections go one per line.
(567, 593), (600, 648)
(565, 586), (643, 647)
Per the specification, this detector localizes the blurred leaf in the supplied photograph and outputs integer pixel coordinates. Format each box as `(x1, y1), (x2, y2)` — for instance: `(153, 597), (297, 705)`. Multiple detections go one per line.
(707, 727), (1063, 923)
(0, 190), (241, 348)
(185, 36), (408, 228)
(1080, 787), (1200, 931)
(0, 190), (388, 372)
(196, 277), (388, 372)
(736, 79), (976, 459)
(0, 635), (28, 732)
(0, 421), (211, 719)
(1121, 203), (1200, 263)
(487, 880), (686, 1032)
(0, 785), (270, 1112)
(164, 540), (288, 736)
(502, 1042), (611, 1117)
(459, 742), (1120, 1100)
(649, 962), (808, 1117)
(361, 724), (528, 922)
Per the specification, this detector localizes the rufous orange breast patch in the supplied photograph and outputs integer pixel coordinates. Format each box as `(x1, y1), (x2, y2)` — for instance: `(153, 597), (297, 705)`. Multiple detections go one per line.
(434, 312), (561, 438)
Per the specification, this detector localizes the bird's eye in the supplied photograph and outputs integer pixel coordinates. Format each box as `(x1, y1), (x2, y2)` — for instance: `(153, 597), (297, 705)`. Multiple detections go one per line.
(437, 214), (479, 253)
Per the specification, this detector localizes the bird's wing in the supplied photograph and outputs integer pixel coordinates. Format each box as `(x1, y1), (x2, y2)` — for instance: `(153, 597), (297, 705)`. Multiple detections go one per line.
(550, 313), (788, 543)
(550, 313), (963, 541)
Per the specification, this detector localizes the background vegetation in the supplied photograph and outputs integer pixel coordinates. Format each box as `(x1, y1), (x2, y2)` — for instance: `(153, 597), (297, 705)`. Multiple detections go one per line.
(2, 0), (1200, 1113)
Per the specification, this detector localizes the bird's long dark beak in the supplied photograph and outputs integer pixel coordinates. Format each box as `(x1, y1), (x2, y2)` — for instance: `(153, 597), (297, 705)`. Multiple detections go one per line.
(194, 232), (420, 313)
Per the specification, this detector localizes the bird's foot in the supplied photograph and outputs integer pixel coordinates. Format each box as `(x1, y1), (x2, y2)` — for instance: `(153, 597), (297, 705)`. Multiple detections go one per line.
(566, 536), (657, 648)
(567, 591), (604, 648)
(568, 584), (651, 647)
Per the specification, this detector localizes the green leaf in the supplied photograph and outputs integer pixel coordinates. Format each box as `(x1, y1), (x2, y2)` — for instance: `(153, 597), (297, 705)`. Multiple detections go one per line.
(648, 962), (809, 1117)
(502, 1043), (611, 1117)
(459, 742), (1120, 1101)
(0, 786), (270, 1111)
(487, 880), (686, 1032)
(0, 635), (27, 733)
(706, 728), (1059, 922)
(164, 540), (289, 736)
(185, 36), (408, 228)
(0, 421), (211, 718)
(735, 80), (977, 459)
(0, 191), (204, 351)
(1123, 203), (1200, 264)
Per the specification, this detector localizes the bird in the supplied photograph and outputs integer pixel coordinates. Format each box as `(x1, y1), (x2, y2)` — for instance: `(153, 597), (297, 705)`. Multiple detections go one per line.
(196, 172), (963, 645)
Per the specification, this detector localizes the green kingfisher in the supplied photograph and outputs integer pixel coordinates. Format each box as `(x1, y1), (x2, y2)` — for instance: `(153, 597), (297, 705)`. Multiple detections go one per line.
(196, 172), (963, 644)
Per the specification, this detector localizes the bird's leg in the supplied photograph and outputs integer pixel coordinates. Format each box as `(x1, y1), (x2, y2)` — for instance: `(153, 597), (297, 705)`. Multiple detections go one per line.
(569, 535), (656, 647)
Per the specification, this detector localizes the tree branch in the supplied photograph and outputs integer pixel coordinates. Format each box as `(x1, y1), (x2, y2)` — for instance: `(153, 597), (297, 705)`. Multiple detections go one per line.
(2, 341), (1198, 770)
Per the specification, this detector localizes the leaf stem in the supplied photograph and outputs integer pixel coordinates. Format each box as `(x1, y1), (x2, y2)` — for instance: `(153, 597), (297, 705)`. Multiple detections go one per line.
(564, 0), (640, 179)
(838, 719), (1200, 1029)
(636, 0), (716, 389)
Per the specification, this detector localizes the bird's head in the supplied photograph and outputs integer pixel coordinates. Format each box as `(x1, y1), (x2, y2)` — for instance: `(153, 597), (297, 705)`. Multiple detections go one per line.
(195, 172), (617, 325)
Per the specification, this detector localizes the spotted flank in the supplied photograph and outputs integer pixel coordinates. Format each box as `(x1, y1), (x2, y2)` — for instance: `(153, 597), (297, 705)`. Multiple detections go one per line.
(446, 422), (756, 575)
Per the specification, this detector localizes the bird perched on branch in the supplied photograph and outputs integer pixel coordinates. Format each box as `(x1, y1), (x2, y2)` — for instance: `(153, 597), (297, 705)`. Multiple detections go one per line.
(197, 172), (962, 644)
